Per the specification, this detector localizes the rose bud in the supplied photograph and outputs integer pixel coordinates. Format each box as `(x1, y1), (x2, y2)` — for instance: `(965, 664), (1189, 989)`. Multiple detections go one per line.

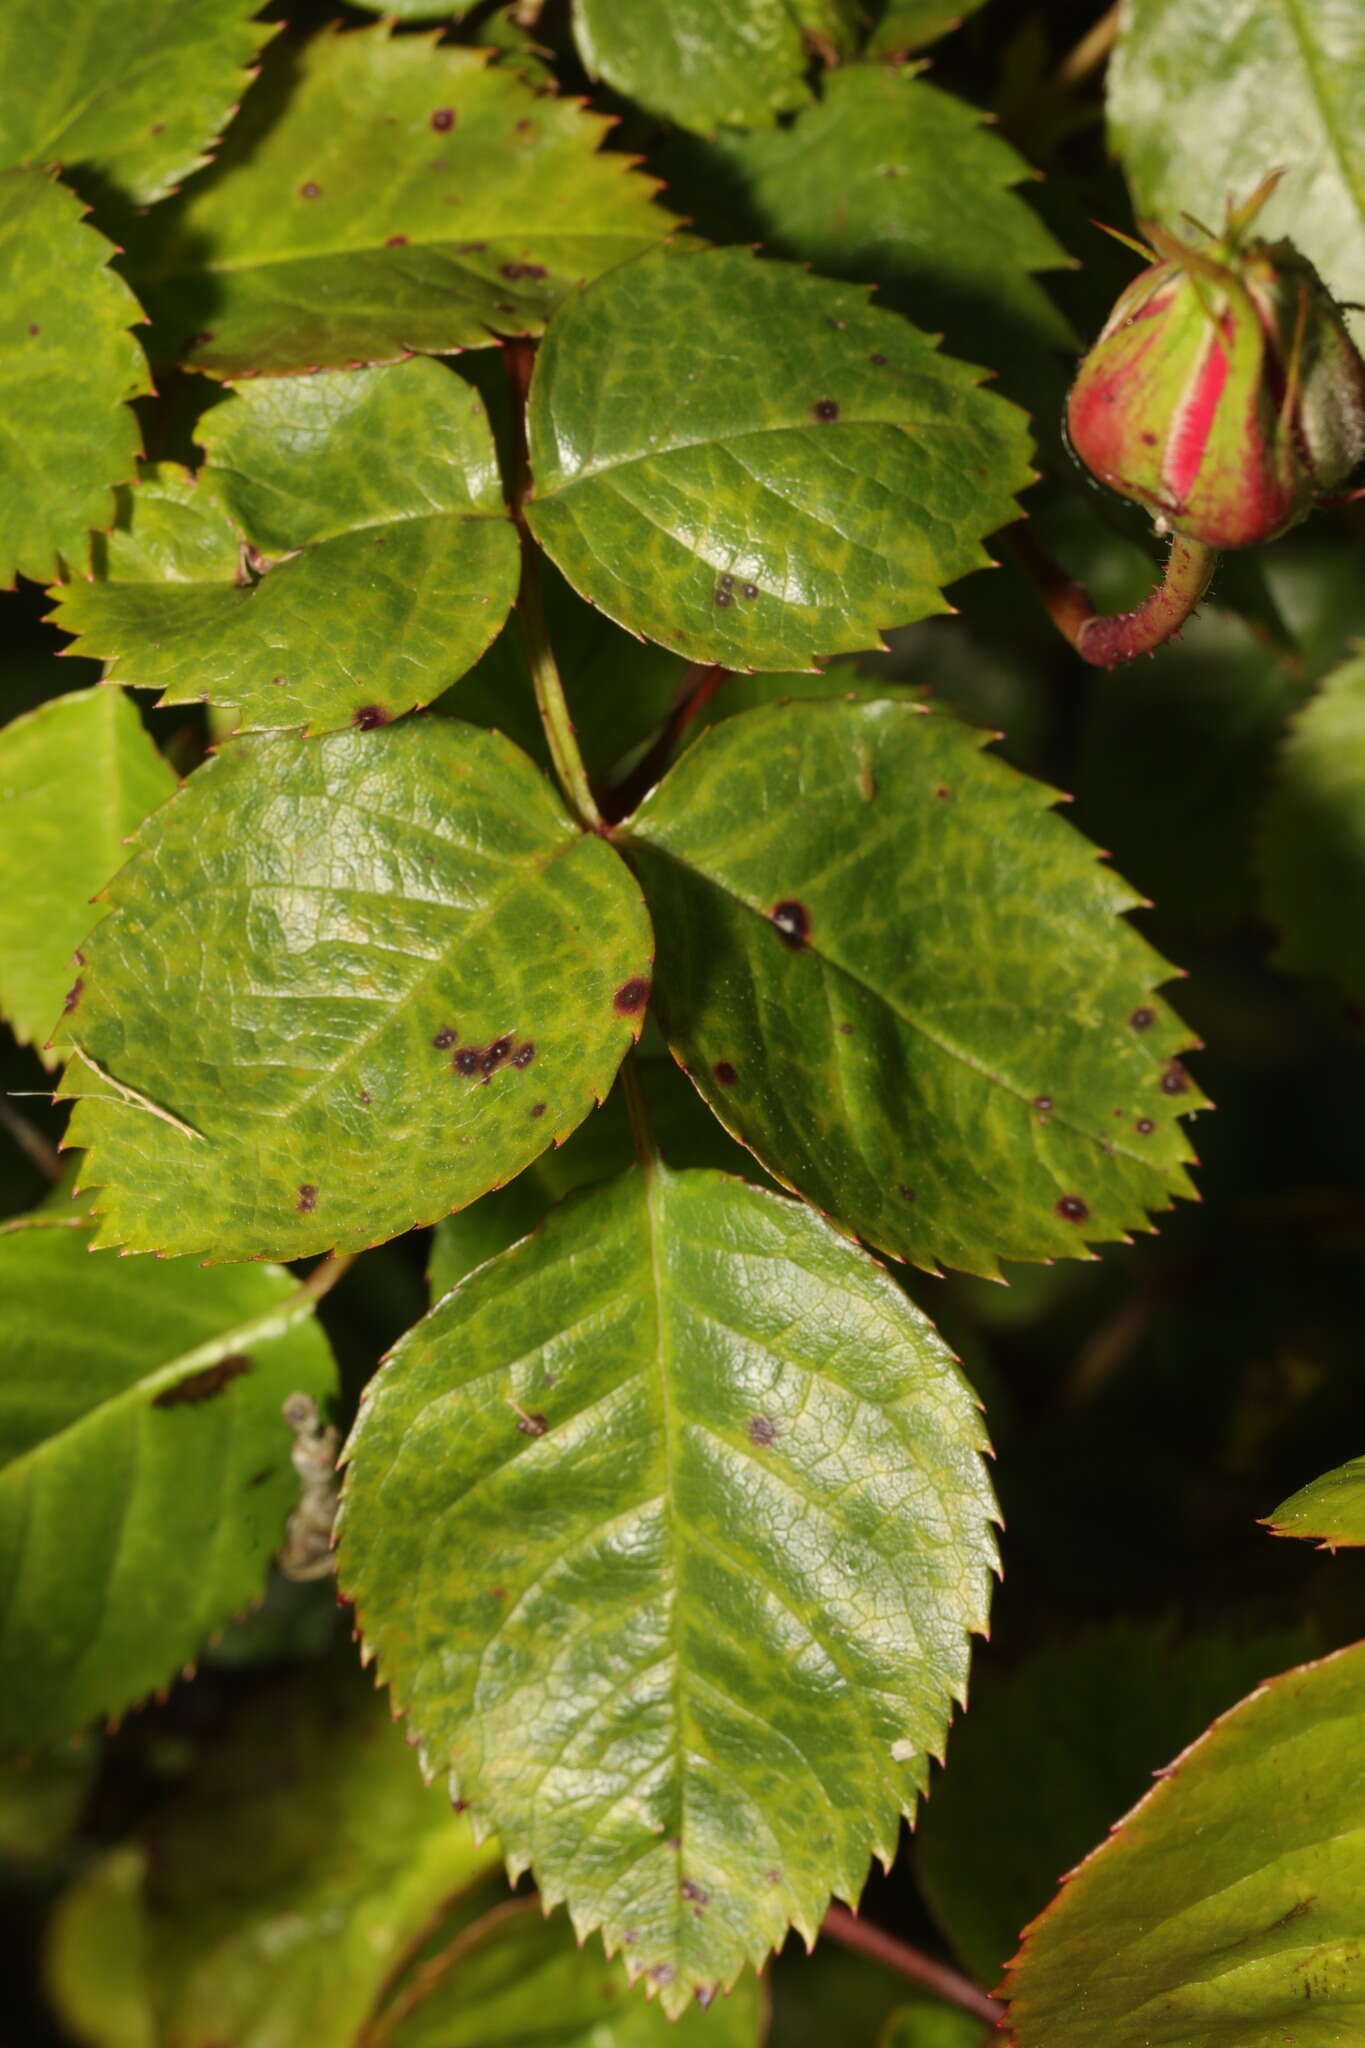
(1066, 177), (1365, 551)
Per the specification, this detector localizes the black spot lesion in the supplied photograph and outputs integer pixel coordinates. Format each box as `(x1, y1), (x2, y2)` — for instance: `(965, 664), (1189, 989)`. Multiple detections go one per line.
(1055, 1194), (1089, 1223)
(769, 900), (810, 950)
(352, 705), (389, 730)
(1161, 1060), (1191, 1096)
(296, 1184), (317, 1213)
(747, 1415), (778, 1446)
(1130, 1005), (1156, 1031)
(515, 1411), (548, 1437)
(153, 1354), (252, 1408)
(713, 1060), (738, 1087)
(613, 979), (650, 1016)
(813, 398), (839, 421)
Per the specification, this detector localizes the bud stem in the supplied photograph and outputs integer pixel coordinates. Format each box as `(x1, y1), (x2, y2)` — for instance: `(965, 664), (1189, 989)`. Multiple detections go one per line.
(1012, 528), (1218, 669)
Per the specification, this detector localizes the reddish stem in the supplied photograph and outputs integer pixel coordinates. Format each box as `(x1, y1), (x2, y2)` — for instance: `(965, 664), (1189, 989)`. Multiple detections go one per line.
(1011, 526), (1218, 668)
(820, 1904), (1006, 2028)
(601, 661), (731, 823)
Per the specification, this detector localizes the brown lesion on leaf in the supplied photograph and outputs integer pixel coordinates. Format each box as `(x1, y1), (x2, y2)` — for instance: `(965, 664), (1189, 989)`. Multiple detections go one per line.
(62, 977), (84, 1013)
(747, 1415), (778, 1446)
(296, 1184), (318, 1213)
(713, 1060), (738, 1086)
(153, 1354), (252, 1408)
(614, 978), (650, 1015)
(1161, 1060), (1191, 1095)
(1130, 1005), (1156, 1030)
(1056, 1194), (1090, 1223)
(514, 1410), (548, 1437)
(769, 900), (811, 950)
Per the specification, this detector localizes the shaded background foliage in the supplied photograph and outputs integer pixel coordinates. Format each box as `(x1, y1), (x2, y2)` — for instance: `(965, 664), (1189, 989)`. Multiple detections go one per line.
(2, 0), (1364, 2042)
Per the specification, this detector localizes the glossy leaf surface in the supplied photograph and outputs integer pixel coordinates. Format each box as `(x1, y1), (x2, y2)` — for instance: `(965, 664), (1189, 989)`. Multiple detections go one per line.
(45, 1671), (500, 2048)
(0, 0), (272, 207)
(679, 67), (1071, 386)
(127, 26), (674, 376)
(915, 1620), (1315, 1984)
(0, 687), (174, 1064)
(1267, 1457), (1365, 1547)
(62, 722), (652, 1260)
(0, 169), (148, 586)
(526, 247), (1032, 669)
(1261, 652), (1365, 1008)
(54, 362), (519, 734)
(340, 1164), (996, 2015)
(377, 1898), (766, 2044)
(625, 699), (1204, 1276)
(1002, 1640), (1365, 2048)
(1109, 0), (1365, 313)
(0, 1214), (335, 1754)
(574, 0), (818, 134)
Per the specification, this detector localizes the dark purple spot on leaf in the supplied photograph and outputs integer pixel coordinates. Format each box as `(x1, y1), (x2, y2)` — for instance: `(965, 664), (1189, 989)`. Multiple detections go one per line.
(353, 705), (388, 730)
(530, 1102), (545, 1118)
(433, 1028), (457, 1049)
(652, 1966), (677, 1987)
(358, 1090), (372, 1106)
(1161, 1061), (1191, 1096)
(741, 581), (759, 600)
(681, 1879), (709, 1904)
(813, 398), (839, 421)
(714, 586), (733, 607)
(491, 1586), (506, 1599)
(153, 1355), (252, 1408)
(482, 1037), (513, 1072)
(513, 1042), (536, 1068)
(770, 899), (810, 950)
(248, 1466), (273, 1487)
(870, 351), (887, 365)
(296, 1184), (317, 1213)
(517, 1412), (547, 1437)
(935, 785), (952, 801)
(454, 1049), (480, 1075)
(748, 1415), (777, 1446)
(614, 978), (649, 1015)
(501, 261), (547, 281)
(430, 107), (455, 131)
(1056, 1194), (1089, 1223)
(27, 323), (39, 337)
(385, 234), (409, 247)
(1130, 1006), (1156, 1030)
(1135, 1116), (1156, 1134)
(839, 1021), (853, 1035)
(766, 1867), (782, 1884)
(713, 1061), (738, 1086)
(299, 181), (322, 199)
(1034, 1094), (1053, 1115)
(62, 977), (84, 1013)
(897, 1184), (916, 1202)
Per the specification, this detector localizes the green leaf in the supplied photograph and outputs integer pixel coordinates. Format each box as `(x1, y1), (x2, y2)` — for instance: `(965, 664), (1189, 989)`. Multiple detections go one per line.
(60, 721), (653, 1261)
(623, 698), (1204, 1278)
(526, 248), (1033, 670)
(0, 0), (273, 208)
(339, 1163), (997, 2016)
(428, 1053), (764, 1299)
(1261, 652), (1365, 1009)
(45, 1844), (154, 2048)
(0, 1735), (99, 1866)
(914, 1620), (1316, 1986)
(0, 1212), (336, 1755)
(0, 168), (148, 587)
(1001, 1639), (1365, 2048)
(1108, 0), (1365, 313)
(667, 66), (1072, 390)
(376, 1898), (767, 2044)
(878, 2007), (982, 2048)
(53, 361), (520, 735)
(573, 0), (817, 134)
(866, 1), (987, 56)
(1267, 1456), (1365, 1547)
(46, 1669), (502, 2048)
(0, 686), (174, 1065)
(125, 25), (675, 377)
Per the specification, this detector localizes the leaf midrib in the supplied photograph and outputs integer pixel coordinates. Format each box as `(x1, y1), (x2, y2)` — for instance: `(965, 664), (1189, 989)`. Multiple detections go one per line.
(630, 837), (1172, 1177)
(136, 226), (658, 289)
(1277, 0), (1365, 227)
